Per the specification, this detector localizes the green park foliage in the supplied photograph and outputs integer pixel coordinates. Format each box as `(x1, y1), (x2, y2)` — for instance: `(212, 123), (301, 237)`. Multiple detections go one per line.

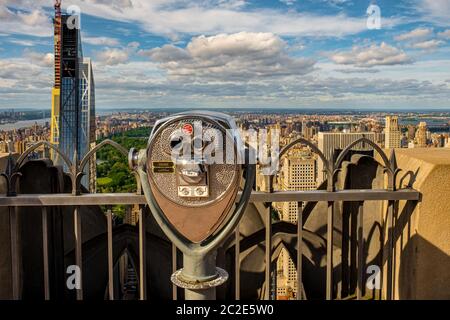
(96, 126), (151, 217)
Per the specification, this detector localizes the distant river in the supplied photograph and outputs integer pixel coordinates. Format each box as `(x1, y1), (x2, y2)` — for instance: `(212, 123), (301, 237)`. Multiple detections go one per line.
(0, 118), (51, 131)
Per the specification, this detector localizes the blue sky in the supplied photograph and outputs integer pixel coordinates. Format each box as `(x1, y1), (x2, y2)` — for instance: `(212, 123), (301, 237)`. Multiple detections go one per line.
(0, 0), (449, 110)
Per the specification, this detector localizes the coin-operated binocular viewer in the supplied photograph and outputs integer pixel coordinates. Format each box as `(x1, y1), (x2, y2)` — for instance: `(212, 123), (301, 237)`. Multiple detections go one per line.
(129, 112), (255, 300)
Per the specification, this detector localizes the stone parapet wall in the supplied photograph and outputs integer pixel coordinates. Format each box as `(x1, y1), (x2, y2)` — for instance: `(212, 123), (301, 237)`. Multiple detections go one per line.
(383, 148), (450, 299)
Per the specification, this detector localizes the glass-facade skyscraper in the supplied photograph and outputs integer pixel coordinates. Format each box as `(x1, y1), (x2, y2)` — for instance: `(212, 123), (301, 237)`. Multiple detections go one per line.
(52, 14), (96, 192)
(79, 58), (96, 191)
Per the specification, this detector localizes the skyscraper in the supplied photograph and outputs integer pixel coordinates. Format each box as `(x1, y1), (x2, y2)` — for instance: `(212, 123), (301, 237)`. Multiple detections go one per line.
(51, 1), (96, 191)
(79, 58), (96, 191)
(276, 148), (317, 299)
(279, 151), (317, 222)
(385, 116), (401, 149)
(407, 125), (416, 141)
(415, 122), (428, 148)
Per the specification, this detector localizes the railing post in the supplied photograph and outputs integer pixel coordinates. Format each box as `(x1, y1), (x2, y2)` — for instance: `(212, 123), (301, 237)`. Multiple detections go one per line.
(386, 200), (395, 300)
(107, 206), (114, 300)
(265, 205), (272, 300)
(357, 201), (364, 300)
(42, 207), (50, 300)
(386, 149), (399, 300)
(73, 206), (83, 300)
(297, 202), (303, 300)
(9, 206), (20, 300)
(2, 153), (21, 300)
(264, 174), (273, 300)
(326, 201), (334, 300)
(138, 207), (147, 300)
(235, 223), (241, 300)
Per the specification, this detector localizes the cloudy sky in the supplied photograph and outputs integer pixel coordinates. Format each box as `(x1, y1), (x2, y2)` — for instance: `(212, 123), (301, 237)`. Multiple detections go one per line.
(0, 0), (449, 110)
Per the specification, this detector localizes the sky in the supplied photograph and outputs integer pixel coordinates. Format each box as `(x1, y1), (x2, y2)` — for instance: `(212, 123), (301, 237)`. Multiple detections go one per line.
(0, 0), (449, 110)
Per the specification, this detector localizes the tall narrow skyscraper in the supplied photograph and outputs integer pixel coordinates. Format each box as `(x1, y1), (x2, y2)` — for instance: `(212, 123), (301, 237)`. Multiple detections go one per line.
(51, 1), (96, 191)
(385, 116), (401, 149)
(59, 13), (83, 163)
(415, 122), (428, 148)
(276, 149), (317, 299)
(79, 58), (96, 191)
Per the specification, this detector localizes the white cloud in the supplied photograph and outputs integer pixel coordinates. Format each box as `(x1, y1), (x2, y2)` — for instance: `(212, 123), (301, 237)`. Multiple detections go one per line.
(394, 27), (433, 41)
(417, 0), (450, 26)
(438, 29), (450, 39)
(409, 39), (445, 50)
(1, 51), (449, 109)
(83, 36), (121, 46)
(7, 39), (37, 46)
(0, 59), (40, 81)
(280, 0), (349, 6)
(330, 0), (350, 3)
(394, 26), (448, 52)
(95, 42), (140, 65)
(84, 56), (450, 107)
(0, 0), (399, 39)
(89, 72), (450, 108)
(0, 0), (448, 110)
(140, 32), (316, 81)
(0, 50), (52, 108)
(64, 0), (374, 38)
(0, 5), (52, 37)
(279, 0), (296, 5)
(203, 0), (247, 9)
(330, 42), (413, 68)
(335, 68), (380, 74)
(96, 48), (129, 65)
(22, 49), (54, 67)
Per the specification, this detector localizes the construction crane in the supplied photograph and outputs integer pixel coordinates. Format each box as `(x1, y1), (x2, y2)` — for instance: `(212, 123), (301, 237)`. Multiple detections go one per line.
(51, 0), (62, 152)
(54, 0), (62, 89)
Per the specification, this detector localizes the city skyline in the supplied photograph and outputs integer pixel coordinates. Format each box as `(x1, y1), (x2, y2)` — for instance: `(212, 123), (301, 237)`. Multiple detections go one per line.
(1, 109), (449, 301)
(1, 0), (450, 305)
(0, 0), (449, 110)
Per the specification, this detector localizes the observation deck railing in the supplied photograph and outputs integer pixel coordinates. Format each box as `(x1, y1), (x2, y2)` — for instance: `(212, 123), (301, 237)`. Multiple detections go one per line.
(0, 138), (421, 300)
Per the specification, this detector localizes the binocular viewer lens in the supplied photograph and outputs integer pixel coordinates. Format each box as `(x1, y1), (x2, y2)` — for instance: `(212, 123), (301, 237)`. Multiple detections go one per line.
(169, 132), (208, 153)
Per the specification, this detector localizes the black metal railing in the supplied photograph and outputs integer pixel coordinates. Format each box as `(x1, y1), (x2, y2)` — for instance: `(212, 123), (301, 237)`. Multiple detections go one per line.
(0, 138), (421, 300)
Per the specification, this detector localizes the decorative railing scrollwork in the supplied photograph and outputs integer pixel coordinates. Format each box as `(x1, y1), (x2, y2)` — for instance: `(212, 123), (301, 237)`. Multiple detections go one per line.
(1, 139), (139, 196)
(279, 137), (334, 191)
(332, 137), (400, 191)
(1, 153), (22, 196)
(271, 136), (401, 192)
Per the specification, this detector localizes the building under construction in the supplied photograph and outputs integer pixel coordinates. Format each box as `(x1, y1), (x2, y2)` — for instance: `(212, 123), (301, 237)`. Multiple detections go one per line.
(51, 0), (96, 191)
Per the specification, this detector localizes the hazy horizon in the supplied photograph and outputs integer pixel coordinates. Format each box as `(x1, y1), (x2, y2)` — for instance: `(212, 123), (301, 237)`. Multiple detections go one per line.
(4, 106), (450, 113)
